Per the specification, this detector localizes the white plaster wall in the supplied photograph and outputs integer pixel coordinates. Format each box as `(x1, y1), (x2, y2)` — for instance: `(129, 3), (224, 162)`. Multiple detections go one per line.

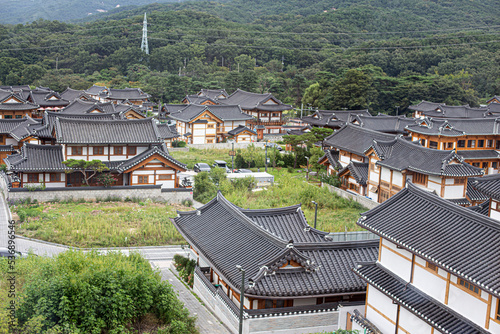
(426, 179), (441, 193)
(379, 240), (412, 282)
(412, 258), (447, 304)
(369, 171), (378, 182)
(392, 171), (403, 187)
(366, 287), (396, 332)
(443, 185), (465, 198)
(381, 167), (391, 182)
(340, 155), (350, 166)
(445, 178), (454, 185)
(398, 307), (433, 334)
(293, 298), (316, 306)
(429, 175), (441, 184)
(447, 279), (488, 327)
(5, 138), (17, 145)
(192, 136), (205, 144)
(157, 180), (175, 188)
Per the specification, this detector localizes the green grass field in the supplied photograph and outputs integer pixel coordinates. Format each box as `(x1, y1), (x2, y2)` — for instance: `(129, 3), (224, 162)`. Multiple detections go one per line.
(12, 200), (186, 248)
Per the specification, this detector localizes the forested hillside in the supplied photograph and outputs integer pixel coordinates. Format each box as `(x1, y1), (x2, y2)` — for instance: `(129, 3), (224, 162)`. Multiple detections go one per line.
(0, 0), (498, 114)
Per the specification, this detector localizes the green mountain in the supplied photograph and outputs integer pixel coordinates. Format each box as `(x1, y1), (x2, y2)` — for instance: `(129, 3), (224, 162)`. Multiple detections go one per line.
(0, 0), (179, 24)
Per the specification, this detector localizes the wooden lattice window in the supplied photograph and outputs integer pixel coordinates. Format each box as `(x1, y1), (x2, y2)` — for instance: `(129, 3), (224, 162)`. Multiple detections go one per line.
(413, 173), (427, 185)
(93, 146), (104, 155)
(71, 146), (83, 155)
(138, 175), (149, 184)
(27, 174), (38, 183)
(127, 146), (137, 155)
(49, 173), (61, 182)
(114, 146), (123, 155)
(459, 278), (480, 296)
(426, 261), (438, 272)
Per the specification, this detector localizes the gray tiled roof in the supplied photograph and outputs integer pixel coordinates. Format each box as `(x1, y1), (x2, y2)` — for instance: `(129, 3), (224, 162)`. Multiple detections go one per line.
(184, 95), (218, 105)
(354, 114), (418, 134)
(54, 118), (163, 144)
(199, 89), (228, 100)
(467, 200), (489, 216)
(354, 263), (489, 334)
(339, 161), (368, 186)
(469, 173), (500, 201)
(458, 150), (500, 160)
(0, 119), (26, 134)
(173, 192), (378, 297)
(318, 149), (342, 169)
(324, 124), (395, 156)
(302, 109), (371, 128)
(466, 179), (489, 202)
(372, 137), (483, 177)
(358, 183), (500, 299)
(107, 88), (150, 100)
(408, 100), (443, 112)
(406, 117), (500, 136)
(0, 91), (39, 111)
(29, 90), (69, 107)
(169, 104), (252, 122)
(61, 99), (117, 114)
(114, 145), (186, 172)
(221, 89), (293, 112)
(60, 88), (93, 102)
(9, 117), (41, 141)
(4, 143), (67, 172)
(156, 123), (179, 140)
(85, 85), (107, 95)
(227, 125), (256, 136)
(0, 145), (13, 152)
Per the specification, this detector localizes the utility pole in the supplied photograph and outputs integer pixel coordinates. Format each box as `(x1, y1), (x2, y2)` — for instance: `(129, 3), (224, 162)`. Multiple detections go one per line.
(281, 55), (284, 72)
(396, 105), (400, 117)
(265, 141), (268, 173)
(140, 13), (149, 55)
(231, 142), (235, 173)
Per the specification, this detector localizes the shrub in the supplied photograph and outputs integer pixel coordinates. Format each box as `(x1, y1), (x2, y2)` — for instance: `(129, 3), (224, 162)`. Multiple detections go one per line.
(173, 254), (196, 288)
(14, 251), (198, 334)
(172, 140), (187, 148)
(181, 199), (193, 207)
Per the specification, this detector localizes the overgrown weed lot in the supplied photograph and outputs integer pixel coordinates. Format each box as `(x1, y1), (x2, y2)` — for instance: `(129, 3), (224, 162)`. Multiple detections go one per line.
(171, 147), (232, 169)
(11, 200), (186, 248)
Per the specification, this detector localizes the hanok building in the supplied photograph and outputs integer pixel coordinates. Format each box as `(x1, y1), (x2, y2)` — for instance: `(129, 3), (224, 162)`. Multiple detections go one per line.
(0, 117), (43, 161)
(219, 89), (293, 136)
(406, 118), (500, 174)
(172, 192), (379, 334)
(168, 104), (254, 144)
(487, 96), (500, 105)
(469, 173), (500, 222)
(352, 183), (500, 334)
(301, 109), (371, 130)
(410, 100), (489, 119)
(104, 88), (151, 107)
(181, 89), (229, 106)
(84, 85), (108, 102)
(322, 125), (396, 169)
(60, 88), (94, 102)
(26, 88), (70, 117)
(0, 89), (39, 119)
(364, 136), (484, 204)
(60, 99), (145, 120)
(4, 118), (186, 188)
(351, 114), (417, 135)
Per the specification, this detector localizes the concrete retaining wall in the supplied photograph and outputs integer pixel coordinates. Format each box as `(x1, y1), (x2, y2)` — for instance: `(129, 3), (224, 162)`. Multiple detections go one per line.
(8, 186), (193, 204)
(188, 142), (266, 150)
(322, 183), (379, 210)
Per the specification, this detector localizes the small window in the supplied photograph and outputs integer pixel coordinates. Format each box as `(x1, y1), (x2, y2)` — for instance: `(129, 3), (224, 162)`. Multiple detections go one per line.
(127, 146), (137, 155)
(207, 139), (214, 143)
(114, 147), (123, 155)
(71, 146), (83, 155)
(457, 140), (466, 148)
(93, 146), (104, 155)
(493, 162), (498, 169)
(459, 278), (480, 296)
(426, 261), (438, 272)
(138, 175), (148, 184)
(158, 174), (172, 180)
(472, 162), (480, 167)
(207, 124), (215, 129)
(420, 139), (426, 146)
(15, 115), (22, 119)
(482, 162), (489, 169)
(454, 178), (465, 185)
(272, 113), (280, 117)
(4, 115), (12, 119)
(429, 141), (438, 149)
(446, 142), (454, 149)
(27, 174), (38, 183)
(49, 173), (61, 182)
(487, 140), (493, 148)
(478, 140), (484, 148)
(467, 140), (476, 148)
(413, 173), (427, 185)
(496, 141), (500, 150)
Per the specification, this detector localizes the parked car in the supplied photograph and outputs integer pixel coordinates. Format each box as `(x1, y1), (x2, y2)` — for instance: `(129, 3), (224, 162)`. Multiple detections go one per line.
(212, 160), (231, 173)
(0, 247), (27, 258)
(193, 163), (211, 173)
(265, 142), (283, 151)
(234, 169), (252, 173)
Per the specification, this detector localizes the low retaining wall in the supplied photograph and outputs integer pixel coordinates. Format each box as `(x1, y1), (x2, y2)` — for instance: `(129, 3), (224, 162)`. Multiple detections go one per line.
(322, 183), (379, 210)
(8, 185), (193, 204)
(188, 142), (266, 150)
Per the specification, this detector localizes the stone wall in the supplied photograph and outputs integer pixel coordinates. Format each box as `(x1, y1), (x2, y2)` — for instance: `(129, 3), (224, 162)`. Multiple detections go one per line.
(8, 186), (193, 204)
(322, 183), (379, 210)
(194, 268), (341, 334)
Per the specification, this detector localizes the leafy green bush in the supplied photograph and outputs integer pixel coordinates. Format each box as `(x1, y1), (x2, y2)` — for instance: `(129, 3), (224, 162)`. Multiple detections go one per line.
(173, 254), (196, 287)
(172, 140), (187, 148)
(14, 251), (198, 334)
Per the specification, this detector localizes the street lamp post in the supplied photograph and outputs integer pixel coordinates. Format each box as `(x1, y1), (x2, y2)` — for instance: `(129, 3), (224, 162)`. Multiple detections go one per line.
(305, 156), (309, 181)
(311, 201), (318, 229)
(232, 141), (235, 173)
(236, 265), (245, 334)
(265, 141), (268, 173)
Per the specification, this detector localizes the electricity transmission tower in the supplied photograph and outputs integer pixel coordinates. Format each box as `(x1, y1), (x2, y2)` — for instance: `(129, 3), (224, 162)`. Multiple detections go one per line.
(141, 13), (149, 55)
